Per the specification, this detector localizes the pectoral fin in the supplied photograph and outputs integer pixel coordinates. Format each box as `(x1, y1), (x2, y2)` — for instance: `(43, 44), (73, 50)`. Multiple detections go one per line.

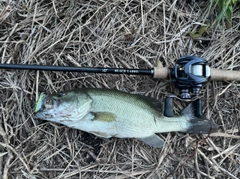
(91, 112), (116, 122)
(90, 131), (112, 138)
(138, 134), (165, 148)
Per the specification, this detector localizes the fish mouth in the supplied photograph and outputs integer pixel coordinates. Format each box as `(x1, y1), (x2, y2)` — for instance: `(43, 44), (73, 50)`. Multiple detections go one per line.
(35, 92), (46, 113)
(34, 92), (61, 118)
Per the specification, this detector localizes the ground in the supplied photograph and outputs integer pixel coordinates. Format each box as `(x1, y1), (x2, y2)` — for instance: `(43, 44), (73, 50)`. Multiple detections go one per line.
(0, 0), (240, 179)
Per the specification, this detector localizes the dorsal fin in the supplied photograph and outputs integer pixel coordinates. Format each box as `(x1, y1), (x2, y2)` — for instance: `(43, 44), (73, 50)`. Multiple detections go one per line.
(181, 103), (194, 116)
(134, 93), (162, 111)
(85, 88), (162, 112)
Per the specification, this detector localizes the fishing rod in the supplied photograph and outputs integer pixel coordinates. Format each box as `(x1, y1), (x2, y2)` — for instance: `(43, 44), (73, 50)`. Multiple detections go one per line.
(1, 56), (239, 80)
(1, 56), (239, 117)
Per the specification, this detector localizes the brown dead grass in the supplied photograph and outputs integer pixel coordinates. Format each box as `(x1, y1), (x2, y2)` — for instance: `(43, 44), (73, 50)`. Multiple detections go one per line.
(0, 0), (240, 178)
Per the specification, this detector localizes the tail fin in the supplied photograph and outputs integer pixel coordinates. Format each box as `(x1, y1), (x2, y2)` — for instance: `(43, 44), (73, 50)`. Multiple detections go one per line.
(182, 103), (218, 134)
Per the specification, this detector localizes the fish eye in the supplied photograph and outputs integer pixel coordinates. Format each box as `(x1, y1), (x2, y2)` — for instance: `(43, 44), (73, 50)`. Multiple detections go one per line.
(45, 97), (53, 105)
(44, 97), (54, 109)
(46, 99), (50, 104)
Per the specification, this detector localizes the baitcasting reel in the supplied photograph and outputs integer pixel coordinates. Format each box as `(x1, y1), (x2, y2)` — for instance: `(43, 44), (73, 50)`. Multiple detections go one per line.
(164, 56), (211, 117)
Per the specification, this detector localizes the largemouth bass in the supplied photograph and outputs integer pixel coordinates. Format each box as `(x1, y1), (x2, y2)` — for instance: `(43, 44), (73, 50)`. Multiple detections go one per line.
(34, 88), (218, 148)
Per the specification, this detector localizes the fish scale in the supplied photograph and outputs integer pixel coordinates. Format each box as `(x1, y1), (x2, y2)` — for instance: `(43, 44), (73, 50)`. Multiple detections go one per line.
(88, 92), (158, 137)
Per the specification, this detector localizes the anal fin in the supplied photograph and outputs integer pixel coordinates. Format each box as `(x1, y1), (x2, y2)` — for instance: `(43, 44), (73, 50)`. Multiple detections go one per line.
(138, 134), (165, 148)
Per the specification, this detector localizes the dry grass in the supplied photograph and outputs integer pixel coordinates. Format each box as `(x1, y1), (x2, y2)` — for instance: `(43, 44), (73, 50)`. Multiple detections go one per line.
(0, 0), (240, 178)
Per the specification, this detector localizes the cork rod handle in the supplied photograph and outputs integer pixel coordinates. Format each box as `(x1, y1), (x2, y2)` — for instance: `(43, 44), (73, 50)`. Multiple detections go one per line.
(210, 68), (240, 81)
(153, 67), (240, 81)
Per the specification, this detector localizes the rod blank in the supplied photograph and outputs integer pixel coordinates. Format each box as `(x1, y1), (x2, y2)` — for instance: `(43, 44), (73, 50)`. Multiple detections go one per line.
(0, 63), (154, 76)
